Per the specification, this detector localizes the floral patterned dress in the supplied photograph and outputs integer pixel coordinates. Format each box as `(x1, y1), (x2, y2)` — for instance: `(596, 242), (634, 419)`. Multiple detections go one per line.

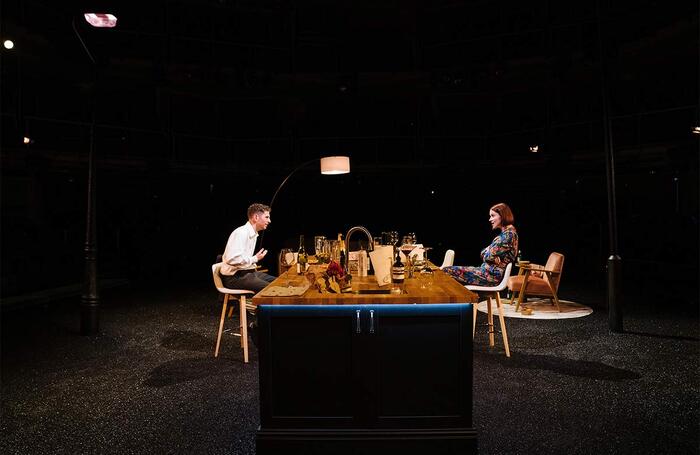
(443, 225), (518, 286)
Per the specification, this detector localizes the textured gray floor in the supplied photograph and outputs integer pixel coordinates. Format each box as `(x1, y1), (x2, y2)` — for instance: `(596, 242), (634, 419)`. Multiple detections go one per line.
(1, 283), (698, 454)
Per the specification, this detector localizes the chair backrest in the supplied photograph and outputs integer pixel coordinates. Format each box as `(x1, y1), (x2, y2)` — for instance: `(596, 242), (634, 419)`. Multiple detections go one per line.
(464, 262), (513, 292)
(492, 262), (513, 292)
(212, 262), (225, 290)
(543, 252), (565, 291)
(440, 249), (455, 269)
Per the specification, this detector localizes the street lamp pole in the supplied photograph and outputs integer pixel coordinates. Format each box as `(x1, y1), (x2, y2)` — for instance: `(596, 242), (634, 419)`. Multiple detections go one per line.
(72, 13), (117, 335)
(597, 1), (623, 332)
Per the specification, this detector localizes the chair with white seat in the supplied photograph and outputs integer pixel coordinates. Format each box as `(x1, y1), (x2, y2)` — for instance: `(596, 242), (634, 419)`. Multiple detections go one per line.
(439, 249), (455, 269)
(211, 262), (256, 363)
(466, 262), (513, 358)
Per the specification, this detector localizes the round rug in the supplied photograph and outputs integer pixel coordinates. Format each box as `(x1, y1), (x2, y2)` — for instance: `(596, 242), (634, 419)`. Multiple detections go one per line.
(477, 298), (593, 319)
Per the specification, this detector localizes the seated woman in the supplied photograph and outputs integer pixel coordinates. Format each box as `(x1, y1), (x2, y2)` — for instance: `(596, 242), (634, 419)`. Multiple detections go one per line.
(443, 202), (518, 286)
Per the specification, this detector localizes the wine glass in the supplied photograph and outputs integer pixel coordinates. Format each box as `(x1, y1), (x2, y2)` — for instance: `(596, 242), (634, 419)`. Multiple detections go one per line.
(388, 231), (399, 248)
(400, 237), (417, 277)
(314, 236), (326, 257)
(407, 232), (417, 244)
(419, 247), (434, 289)
(279, 248), (295, 273)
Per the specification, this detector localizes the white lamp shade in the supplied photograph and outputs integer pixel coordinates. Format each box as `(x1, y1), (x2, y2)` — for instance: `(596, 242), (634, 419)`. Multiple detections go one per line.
(320, 156), (350, 175)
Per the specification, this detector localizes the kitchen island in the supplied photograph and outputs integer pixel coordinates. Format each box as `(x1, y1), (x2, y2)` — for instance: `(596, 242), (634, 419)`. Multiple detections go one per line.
(253, 266), (479, 455)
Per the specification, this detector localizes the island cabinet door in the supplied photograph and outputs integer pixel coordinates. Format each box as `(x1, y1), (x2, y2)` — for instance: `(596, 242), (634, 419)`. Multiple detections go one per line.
(257, 305), (367, 429)
(363, 303), (473, 429)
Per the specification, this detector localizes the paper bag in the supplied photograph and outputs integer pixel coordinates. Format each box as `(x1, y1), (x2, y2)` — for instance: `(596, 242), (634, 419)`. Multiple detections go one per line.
(369, 246), (394, 287)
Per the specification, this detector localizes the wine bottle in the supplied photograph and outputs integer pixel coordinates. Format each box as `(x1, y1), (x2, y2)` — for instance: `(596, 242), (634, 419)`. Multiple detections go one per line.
(338, 233), (346, 271)
(392, 248), (405, 284)
(297, 235), (307, 274)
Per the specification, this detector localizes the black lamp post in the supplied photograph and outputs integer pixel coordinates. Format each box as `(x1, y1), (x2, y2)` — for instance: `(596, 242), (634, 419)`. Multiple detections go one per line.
(596, 1), (622, 332)
(72, 12), (118, 336)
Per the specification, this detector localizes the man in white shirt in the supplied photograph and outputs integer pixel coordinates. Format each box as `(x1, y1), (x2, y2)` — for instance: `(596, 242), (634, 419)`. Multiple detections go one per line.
(220, 203), (276, 293)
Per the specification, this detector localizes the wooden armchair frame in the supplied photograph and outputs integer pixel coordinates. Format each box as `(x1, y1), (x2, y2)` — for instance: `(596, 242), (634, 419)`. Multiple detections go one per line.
(509, 252), (565, 313)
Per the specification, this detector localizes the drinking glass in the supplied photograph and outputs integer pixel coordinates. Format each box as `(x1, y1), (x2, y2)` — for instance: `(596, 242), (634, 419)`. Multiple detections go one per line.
(314, 236), (326, 257)
(279, 248), (295, 274)
(328, 240), (340, 263)
(419, 247), (434, 289)
(316, 240), (330, 264)
(399, 239), (417, 277)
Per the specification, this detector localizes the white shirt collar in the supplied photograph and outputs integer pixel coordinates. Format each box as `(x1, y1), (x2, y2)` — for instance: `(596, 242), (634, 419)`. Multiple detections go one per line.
(246, 221), (258, 239)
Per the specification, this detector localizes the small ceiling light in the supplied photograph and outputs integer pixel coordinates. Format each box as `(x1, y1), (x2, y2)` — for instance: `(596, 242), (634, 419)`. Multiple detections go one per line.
(23, 136), (32, 144)
(529, 145), (539, 153)
(84, 13), (118, 28)
(3, 40), (14, 49)
(692, 126), (700, 135)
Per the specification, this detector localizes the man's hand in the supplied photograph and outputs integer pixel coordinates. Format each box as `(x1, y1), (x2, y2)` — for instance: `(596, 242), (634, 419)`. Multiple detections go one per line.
(256, 248), (268, 261)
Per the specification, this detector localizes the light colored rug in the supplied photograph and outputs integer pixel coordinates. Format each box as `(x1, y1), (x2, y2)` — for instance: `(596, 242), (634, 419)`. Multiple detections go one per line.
(477, 298), (593, 319)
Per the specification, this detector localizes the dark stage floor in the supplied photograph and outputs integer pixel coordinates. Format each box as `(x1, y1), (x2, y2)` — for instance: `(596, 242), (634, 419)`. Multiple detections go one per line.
(1, 282), (698, 454)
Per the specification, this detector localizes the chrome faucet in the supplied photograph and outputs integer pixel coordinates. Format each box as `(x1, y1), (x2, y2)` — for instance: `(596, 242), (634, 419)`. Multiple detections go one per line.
(344, 226), (374, 272)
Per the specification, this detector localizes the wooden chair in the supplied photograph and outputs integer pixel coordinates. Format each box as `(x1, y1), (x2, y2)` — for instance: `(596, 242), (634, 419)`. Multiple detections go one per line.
(439, 249), (455, 269)
(466, 262), (513, 357)
(211, 262), (255, 363)
(507, 252), (565, 313)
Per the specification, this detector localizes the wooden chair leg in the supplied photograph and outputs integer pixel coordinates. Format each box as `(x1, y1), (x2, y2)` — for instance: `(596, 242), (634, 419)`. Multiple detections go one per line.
(487, 296), (495, 347)
(544, 274), (561, 312)
(515, 270), (531, 312)
(472, 301), (477, 340)
(239, 295), (249, 363)
(495, 292), (510, 357)
(214, 294), (229, 358)
(228, 304), (234, 318)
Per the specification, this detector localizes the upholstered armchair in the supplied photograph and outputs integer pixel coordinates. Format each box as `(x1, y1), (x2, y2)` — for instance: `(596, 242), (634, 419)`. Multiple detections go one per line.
(507, 252), (565, 312)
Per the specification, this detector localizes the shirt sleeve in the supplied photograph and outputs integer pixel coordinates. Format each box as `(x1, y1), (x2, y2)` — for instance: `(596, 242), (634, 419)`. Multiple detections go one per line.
(223, 229), (256, 268)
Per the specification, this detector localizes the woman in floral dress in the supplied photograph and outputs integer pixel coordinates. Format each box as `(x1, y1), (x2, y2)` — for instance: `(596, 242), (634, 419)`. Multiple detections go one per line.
(443, 203), (518, 286)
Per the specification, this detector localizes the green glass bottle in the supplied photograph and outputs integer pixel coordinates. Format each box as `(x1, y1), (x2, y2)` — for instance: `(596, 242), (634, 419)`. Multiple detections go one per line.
(297, 235), (307, 274)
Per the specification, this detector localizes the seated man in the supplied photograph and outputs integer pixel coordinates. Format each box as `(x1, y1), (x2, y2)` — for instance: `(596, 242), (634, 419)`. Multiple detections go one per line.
(220, 203), (277, 344)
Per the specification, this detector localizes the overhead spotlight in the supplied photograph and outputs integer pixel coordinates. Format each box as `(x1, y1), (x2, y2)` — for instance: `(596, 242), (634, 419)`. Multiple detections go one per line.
(23, 136), (33, 145)
(529, 145), (539, 153)
(692, 126), (700, 135)
(84, 13), (118, 28)
(3, 39), (14, 50)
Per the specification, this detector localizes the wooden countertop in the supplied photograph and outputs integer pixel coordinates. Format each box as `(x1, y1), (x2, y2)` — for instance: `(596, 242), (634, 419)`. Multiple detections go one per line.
(252, 265), (478, 305)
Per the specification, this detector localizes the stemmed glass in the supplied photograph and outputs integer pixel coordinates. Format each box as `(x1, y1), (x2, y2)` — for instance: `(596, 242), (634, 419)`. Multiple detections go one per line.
(279, 248), (295, 273)
(419, 247), (434, 289)
(400, 236), (417, 278)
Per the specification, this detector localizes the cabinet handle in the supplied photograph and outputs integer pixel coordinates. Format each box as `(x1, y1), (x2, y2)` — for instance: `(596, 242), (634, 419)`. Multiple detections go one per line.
(356, 310), (361, 333)
(369, 310), (375, 334)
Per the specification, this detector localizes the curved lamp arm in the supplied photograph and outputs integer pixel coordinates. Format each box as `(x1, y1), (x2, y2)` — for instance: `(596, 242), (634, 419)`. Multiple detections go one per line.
(269, 155), (351, 210)
(268, 158), (319, 211)
(261, 156), (350, 247)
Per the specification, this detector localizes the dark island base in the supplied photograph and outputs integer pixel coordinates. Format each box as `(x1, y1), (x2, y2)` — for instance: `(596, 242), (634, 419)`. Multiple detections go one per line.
(256, 428), (478, 454)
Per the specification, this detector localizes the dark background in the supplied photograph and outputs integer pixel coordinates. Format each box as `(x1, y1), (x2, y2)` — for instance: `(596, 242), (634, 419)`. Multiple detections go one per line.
(1, 0), (698, 305)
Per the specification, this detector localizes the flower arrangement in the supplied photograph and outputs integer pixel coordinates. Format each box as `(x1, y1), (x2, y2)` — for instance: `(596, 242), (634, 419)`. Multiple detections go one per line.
(306, 260), (352, 293)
